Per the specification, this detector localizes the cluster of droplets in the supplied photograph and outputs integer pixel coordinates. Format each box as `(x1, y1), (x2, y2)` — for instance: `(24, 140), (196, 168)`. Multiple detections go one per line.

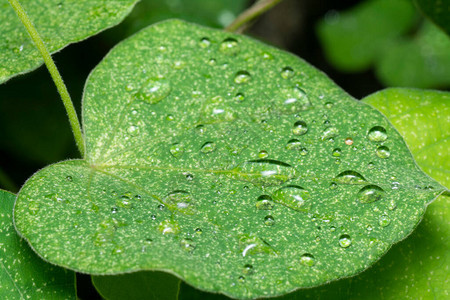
(367, 126), (390, 158)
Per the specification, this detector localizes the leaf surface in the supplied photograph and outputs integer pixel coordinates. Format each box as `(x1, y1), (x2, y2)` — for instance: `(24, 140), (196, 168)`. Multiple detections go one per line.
(0, 0), (138, 84)
(0, 189), (75, 299)
(14, 20), (444, 299)
(415, 0), (450, 35)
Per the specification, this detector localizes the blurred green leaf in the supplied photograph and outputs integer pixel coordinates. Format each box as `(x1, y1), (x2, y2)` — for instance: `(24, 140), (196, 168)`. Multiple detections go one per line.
(92, 271), (181, 300)
(0, 0), (139, 84)
(0, 189), (76, 299)
(415, 0), (450, 35)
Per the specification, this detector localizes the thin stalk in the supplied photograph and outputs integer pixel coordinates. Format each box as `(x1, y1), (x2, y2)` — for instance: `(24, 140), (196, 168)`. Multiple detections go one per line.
(8, 0), (85, 157)
(225, 0), (284, 33)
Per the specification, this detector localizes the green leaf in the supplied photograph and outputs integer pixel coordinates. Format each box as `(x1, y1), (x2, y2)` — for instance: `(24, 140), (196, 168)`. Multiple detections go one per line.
(0, 0), (139, 84)
(92, 271), (181, 300)
(415, 0), (450, 35)
(376, 22), (450, 88)
(316, 0), (417, 71)
(363, 88), (449, 187)
(0, 189), (75, 299)
(14, 20), (444, 299)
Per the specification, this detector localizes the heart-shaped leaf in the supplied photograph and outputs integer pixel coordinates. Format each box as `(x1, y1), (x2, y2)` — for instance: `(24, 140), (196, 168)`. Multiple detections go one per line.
(0, 0), (138, 84)
(415, 0), (450, 35)
(14, 20), (444, 299)
(0, 189), (75, 299)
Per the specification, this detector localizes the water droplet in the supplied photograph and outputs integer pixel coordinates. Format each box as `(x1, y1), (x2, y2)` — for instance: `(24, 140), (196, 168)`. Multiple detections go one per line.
(286, 139), (302, 150)
(170, 143), (184, 158)
(292, 121), (308, 136)
(158, 219), (180, 235)
(357, 185), (385, 203)
(325, 102), (333, 109)
(243, 264), (254, 275)
(112, 246), (124, 255)
(321, 127), (338, 141)
(195, 228), (203, 235)
(125, 83), (135, 92)
(157, 204), (165, 210)
(180, 238), (196, 252)
(258, 150), (268, 158)
(127, 125), (139, 136)
(28, 201), (40, 215)
(166, 114), (175, 121)
(239, 234), (277, 257)
(200, 142), (216, 153)
(235, 93), (245, 102)
(135, 77), (171, 104)
(264, 215), (275, 226)
(111, 207), (118, 214)
(332, 148), (342, 157)
(366, 225), (373, 231)
(262, 51), (274, 60)
(379, 215), (391, 227)
(164, 190), (195, 214)
(256, 195), (274, 210)
(238, 276), (246, 283)
(281, 66), (294, 79)
(376, 146), (390, 159)
(330, 226), (336, 232)
(368, 162), (375, 169)
(199, 37), (211, 48)
(172, 60), (186, 70)
(339, 234), (352, 248)
(186, 174), (194, 181)
(368, 126), (387, 142)
(66, 176), (73, 182)
(300, 253), (315, 266)
(207, 58), (216, 66)
(345, 138), (353, 145)
(279, 87), (311, 113)
(330, 182), (338, 189)
(272, 185), (310, 212)
(234, 71), (251, 84)
(388, 200), (397, 210)
(117, 195), (133, 209)
(232, 159), (298, 186)
(199, 96), (236, 124)
(333, 170), (367, 185)
(219, 38), (239, 55)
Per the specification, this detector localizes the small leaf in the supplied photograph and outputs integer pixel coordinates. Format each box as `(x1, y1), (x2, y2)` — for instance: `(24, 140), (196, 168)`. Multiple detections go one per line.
(92, 271), (181, 300)
(0, 0), (139, 84)
(415, 0), (450, 35)
(0, 189), (75, 299)
(14, 20), (444, 299)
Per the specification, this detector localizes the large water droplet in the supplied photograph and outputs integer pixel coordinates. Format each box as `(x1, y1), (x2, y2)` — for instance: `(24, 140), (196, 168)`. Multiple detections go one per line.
(278, 87), (311, 113)
(339, 234), (352, 248)
(255, 195), (274, 210)
(135, 77), (171, 104)
(264, 215), (275, 226)
(357, 185), (385, 203)
(232, 159), (298, 186)
(300, 253), (315, 266)
(368, 126), (387, 142)
(280, 66), (294, 79)
(180, 238), (196, 252)
(239, 234), (277, 257)
(199, 37), (211, 48)
(272, 185), (310, 212)
(170, 143), (184, 158)
(376, 146), (390, 159)
(164, 190), (195, 215)
(117, 194), (133, 209)
(286, 139), (302, 150)
(158, 219), (181, 235)
(321, 127), (338, 141)
(200, 141), (216, 153)
(379, 214), (391, 227)
(258, 150), (269, 159)
(234, 71), (251, 84)
(220, 38), (240, 55)
(333, 170), (367, 185)
(292, 121), (308, 136)
(199, 96), (236, 124)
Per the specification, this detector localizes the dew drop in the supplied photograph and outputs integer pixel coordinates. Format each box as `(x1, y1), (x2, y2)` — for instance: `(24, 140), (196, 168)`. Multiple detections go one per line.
(158, 219), (181, 235)
(28, 201), (40, 215)
(286, 139), (302, 150)
(256, 195), (274, 210)
(195, 228), (203, 235)
(300, 253), (315, 267)
(332, 148), (342, 157)
(292, 121), (308, 136)
(164, 190), (195, 214)
(112, 246), (124, 255)
(180, 238), (196, 252)
(379, 215), (391, 227)
(339, 234), (352, 248)
(207, 58), (216, 66)
(111, 207), (118, 214)
(345, 138), (353, 145)
(117, 194), (133, 209)
(200, 141), (216, 153)
(170, 143), (184, 158)
(258, 150), (268, 158)
(125, 83), (135, 92)
(262, 51), (274, 60)
(357, 185), (385, 203)
(239, 234), (277, 257)
(279, 87), (311, 113)
(172, 60), (186, 70)
(166, 114), (175, 121)
(219, 38), (239, 55)
(232, 159), (298, 186)
(333, 170), (367, 185)
(321, 127), (338, 141)
(234, 71), (251, 84)
(368, 126), (387, 142)
(264, 215), (275, 226)
(376, 146), (390, 159)
(127, 125), (139, 136)
(186, 174), (194, 181)
(199, 37), (211, 48)
(234, 93), (245, 102)
(388, 200), (397, 210)
(243, 264), (254, 275)
(135, 77), (171, 104)
(238, 276), (246, 283)
(324, 102), (333, 109)
(272, 185), (310, 212)
(199, 96), (236, 124)
(66, 175), (73, 182)
(280, 66), (294, 79)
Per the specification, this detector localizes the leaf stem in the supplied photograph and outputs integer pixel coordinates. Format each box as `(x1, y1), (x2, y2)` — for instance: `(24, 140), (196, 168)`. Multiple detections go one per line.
(7, 0), (85, 157)
(225, 0), (284, 33)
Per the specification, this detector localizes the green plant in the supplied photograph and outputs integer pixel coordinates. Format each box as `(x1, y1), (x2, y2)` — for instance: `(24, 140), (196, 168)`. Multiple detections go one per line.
(0, 0), (448, 299)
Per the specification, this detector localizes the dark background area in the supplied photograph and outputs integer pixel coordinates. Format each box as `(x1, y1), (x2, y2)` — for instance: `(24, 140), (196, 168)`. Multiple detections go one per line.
(0, 0), (384, 298)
